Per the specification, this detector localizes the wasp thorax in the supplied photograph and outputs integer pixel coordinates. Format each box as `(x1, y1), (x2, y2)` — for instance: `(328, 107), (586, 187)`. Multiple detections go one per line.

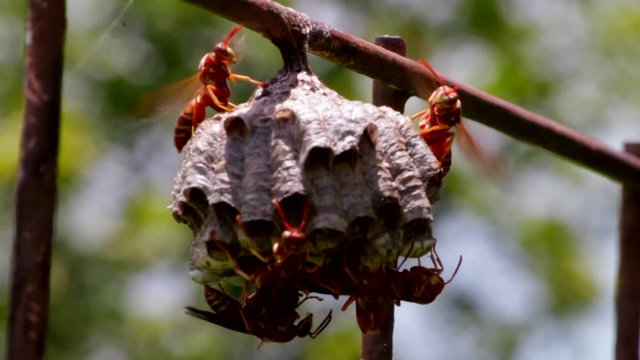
(197, 53), (212, 73)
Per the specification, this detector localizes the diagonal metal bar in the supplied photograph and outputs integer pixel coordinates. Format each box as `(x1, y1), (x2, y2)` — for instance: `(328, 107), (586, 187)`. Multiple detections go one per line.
(183, 0), (640, 187)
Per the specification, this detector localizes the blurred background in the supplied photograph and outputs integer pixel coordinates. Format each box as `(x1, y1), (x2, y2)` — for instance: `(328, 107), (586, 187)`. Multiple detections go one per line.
(2, 0), (639, 359)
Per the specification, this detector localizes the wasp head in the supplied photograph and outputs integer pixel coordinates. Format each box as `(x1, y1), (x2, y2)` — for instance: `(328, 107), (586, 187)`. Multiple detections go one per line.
(215, 24), (243, 65)
(213, 42), (237, 64)
(273, 229), (308, 271)
(428, 85), (461, 127)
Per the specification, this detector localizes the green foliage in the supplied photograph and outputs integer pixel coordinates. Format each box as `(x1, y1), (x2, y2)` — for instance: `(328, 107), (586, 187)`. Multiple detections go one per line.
(47, 241), (132, 359)
(519, 218), (597, 316)
(112, 189), (191, 264)
(460, 0), (510, 42)
(0, 111), (21, 188)
(58, 106), (105, 190)
(302, 325), (360, 360)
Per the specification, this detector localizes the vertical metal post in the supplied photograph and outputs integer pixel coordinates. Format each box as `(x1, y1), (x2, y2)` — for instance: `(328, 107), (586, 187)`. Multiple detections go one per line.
(361, 35), (411, 360)
(7, 0), (66, 359)
(615, 143), (640, 360)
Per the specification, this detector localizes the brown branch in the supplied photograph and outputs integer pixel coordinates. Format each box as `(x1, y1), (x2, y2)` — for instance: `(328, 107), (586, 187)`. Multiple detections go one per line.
(183, 0), (640, 187)
(615, 142), (640, 360)
(7, 0), (66, 359)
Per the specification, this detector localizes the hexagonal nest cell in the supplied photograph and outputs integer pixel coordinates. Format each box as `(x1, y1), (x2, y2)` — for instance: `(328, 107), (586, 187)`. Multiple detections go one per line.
(171, 69), (444, 286)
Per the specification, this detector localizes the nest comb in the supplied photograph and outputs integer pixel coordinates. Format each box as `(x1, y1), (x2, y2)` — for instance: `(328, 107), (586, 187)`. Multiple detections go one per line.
(171, 70), (443, 285)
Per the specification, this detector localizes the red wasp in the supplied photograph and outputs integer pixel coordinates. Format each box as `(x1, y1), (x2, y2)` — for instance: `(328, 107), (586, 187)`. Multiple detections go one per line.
(353, 251), (461, 334)
(271, 198), (316, 273)
(196, 199), (333, 341)
(299, 242), (396, 334)
(186, 284), (332, 343)
(227, 198), (316, 280)
(173, 24), (264, 151)
(412, 58), (498, 177)
(306, 242), (461, 334)
(389, 248), (462, 305)
(355, 251), (460, 333)
(239, 198), (320, 303)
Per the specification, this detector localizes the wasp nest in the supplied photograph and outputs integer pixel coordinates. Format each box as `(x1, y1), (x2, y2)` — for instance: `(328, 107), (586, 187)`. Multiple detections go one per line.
(171, 70), (443, 286)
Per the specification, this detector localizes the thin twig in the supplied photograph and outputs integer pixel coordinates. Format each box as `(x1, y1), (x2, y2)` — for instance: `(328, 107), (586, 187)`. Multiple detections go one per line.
(7, 0), (66, 359)
(182, 0), (640, 187)
(615, 143), (640, 360)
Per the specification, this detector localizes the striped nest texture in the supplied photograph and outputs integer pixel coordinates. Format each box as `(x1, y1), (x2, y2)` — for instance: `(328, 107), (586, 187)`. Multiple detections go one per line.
(171, 70), (443, 286)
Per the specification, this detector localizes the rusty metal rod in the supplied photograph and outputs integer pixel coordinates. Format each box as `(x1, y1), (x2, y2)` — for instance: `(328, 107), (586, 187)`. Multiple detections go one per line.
(615, 143), (640, 360)
(7, 0), (66, 359)
(182, 0), (640, 187)
(360, 35), (411, 360)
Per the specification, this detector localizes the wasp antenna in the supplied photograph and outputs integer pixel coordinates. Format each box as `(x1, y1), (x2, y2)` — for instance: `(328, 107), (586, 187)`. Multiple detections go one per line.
(418, 58), (445, 85)
(418, 58), (459, 92)
(223, 24), (244, 47)
(421, 58), (459, 93)
(445, 256), (463, 284)
(273, 199), (295, 232)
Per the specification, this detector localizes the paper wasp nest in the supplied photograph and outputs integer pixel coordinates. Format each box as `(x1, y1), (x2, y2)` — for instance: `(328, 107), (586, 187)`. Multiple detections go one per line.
(171, 70), (443, 285)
